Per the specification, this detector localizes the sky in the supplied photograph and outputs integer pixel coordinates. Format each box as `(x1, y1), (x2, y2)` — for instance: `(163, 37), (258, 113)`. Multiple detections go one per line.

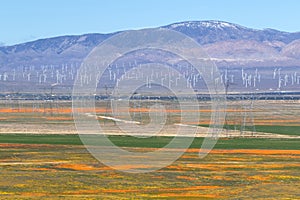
(1, 0), (300, 46)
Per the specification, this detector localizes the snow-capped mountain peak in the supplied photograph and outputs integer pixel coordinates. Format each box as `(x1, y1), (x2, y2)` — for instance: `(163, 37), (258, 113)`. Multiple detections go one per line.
(168, 20), (244, 30)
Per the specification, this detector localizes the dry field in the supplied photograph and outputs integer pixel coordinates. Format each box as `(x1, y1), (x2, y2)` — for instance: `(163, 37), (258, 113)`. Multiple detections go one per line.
(0, 99), (299, 137)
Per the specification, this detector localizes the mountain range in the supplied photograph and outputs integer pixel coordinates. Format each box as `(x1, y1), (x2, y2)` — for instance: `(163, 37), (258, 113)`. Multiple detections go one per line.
(1, 20), (300, 93)
(1, 20), (300, 69)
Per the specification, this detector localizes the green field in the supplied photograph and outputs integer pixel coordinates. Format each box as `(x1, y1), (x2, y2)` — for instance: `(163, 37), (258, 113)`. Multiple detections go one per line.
(254, 125), (300, 136)
(0, 134), (299, 150)
(199, 124), (300, 136)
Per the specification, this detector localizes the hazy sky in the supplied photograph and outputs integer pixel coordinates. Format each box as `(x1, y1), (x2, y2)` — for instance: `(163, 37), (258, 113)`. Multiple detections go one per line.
(1, 0), (300, 45)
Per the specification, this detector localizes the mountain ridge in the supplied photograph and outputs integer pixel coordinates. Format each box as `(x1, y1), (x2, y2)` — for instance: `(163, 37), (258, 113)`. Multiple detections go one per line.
(1, 20), (300, 69)
(3, 20), (300, 49)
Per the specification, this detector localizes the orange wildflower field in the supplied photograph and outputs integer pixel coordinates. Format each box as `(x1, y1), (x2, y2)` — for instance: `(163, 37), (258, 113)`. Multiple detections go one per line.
(0, 144), (299, 199)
